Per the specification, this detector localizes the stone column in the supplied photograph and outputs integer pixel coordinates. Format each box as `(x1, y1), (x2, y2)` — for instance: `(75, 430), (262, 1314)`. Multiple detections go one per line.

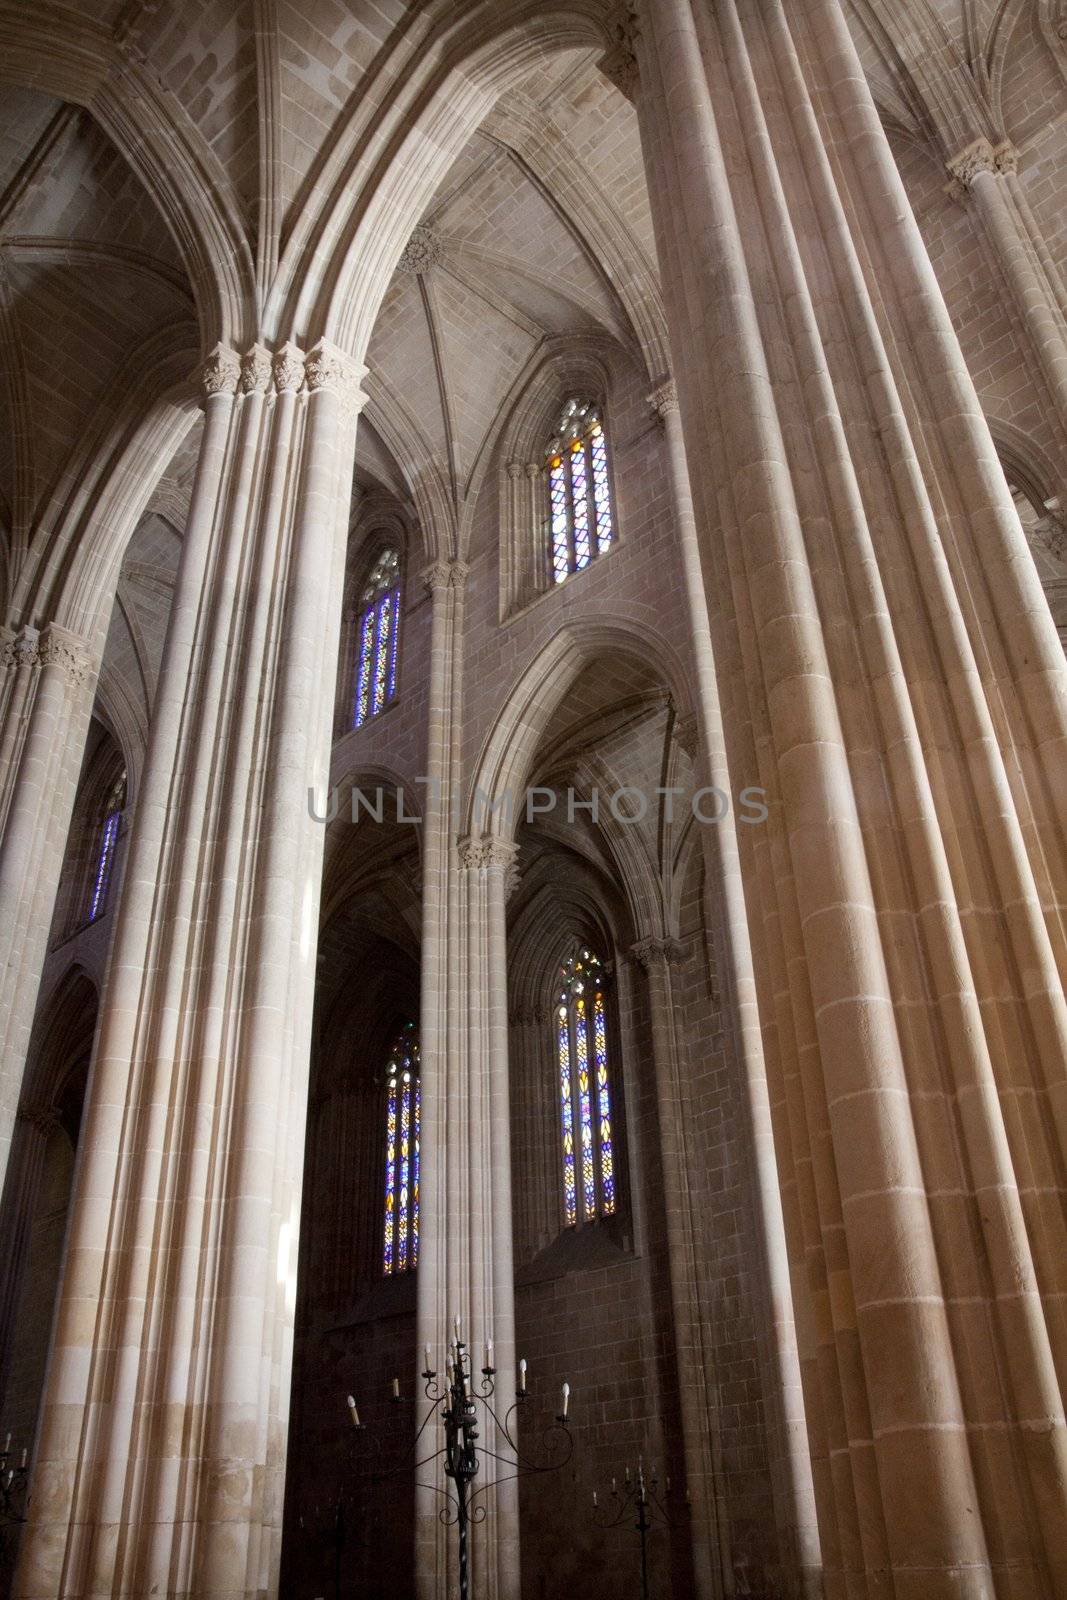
(948, 137), (1067, 462)
(649, 378), (820, 1595)
(630, 934), (725, 1600)
(415, 554), (468, 1599)
(0, 623), (97, 1191)
(448, 833), (519, 1600)
(13, 337), (364, 1600)
(632, 0), (1067, 1594)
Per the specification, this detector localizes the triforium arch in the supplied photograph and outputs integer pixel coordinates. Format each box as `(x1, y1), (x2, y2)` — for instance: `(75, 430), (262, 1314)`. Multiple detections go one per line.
(464, 620), (696, 845)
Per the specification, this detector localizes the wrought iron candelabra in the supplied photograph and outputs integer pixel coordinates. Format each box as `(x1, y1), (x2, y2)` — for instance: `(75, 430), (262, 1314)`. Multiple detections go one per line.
(0, 1435), (28, 1526)
(593, 1457), (685, 1600)
(348, 1319), (573, 1600)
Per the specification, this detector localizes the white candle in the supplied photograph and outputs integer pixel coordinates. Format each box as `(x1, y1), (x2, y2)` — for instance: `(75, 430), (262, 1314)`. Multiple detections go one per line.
(424, 1343), (432, 1372)
(593, 1490), (598, 1508)
(346, 1395), (360, 1428)
(484, 1338), (493, 1370)
(19, 1448), (26, 1468)
(518, 1358), (526, 1393)
(560, 1381), (570, 1419)
(391, 1377), (400, 1399)
(454, 1313), (461, 1341)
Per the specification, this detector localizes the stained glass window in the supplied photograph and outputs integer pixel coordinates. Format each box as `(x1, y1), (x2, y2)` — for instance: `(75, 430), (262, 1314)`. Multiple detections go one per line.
(555, 948), (616, 1225)
(353, 547), (401, 727)
(86, 770), (126, 924)
(382, 1022), (421, 1275)
(547, 400), (615, 584)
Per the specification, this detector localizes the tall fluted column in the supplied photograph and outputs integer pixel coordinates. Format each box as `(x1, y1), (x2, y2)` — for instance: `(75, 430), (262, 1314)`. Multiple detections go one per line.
(0, 623), (97, 1190)
(448, 834), (519, 1600)
(630, 935), (725, 1600)
(13, 337), (365, 1600)
(632, 0), (1067, 1594)
(948, 138), (1067, 466)
(415, 555), (469, 1599)
(649, 378), (821, 1595)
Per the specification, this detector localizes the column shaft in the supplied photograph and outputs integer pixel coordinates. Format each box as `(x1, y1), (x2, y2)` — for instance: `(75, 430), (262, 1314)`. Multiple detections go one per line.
(634, 0), (1067, 1592)
(0, 625), (96, 1191)
(13, 339), (364, 1600)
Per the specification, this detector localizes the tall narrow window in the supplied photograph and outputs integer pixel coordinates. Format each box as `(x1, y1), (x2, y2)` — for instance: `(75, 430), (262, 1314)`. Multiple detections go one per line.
(382, 1022), (420, 1275)
(547, 399), (615, 585)
(353, 547), (401, 728)
(86, 770), (126, 924)
(555, 948), (616, 1226)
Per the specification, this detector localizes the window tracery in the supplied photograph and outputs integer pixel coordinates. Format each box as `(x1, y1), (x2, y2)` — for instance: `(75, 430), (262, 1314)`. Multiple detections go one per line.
(382, 1021), (420, 1275)
(353, 547), (401, 727)
(555, 947), (616, 1226)
(546, 399), (615, 584)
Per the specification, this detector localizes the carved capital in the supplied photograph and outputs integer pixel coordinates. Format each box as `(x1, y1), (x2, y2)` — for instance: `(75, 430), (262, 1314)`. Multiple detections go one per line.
(673, 714), (699, 760)
(458, 835), (519, 873)
(946, 137), (996, 193)
(398, 225), (444, 275)
(239, 343), (273, 394)
(993, 140), (1018, 176)
(510, 1003), (551, 1028)
(601, 3), (641, 100)
(272, 342), (305, 394)
(201, 342), (241, 398)
(422, 558), (469, 596)
(1033, 512), (1067, 563)
(38, 623), (93, 687)
(630, 935), (685, 971)
(305, 339), (367, 423)
(0, 625), (40, 673)
(648, 378), (678, 420)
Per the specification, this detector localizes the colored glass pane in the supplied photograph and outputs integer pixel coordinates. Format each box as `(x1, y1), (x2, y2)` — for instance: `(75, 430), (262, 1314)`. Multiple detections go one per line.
(555, 947), (618, 1225)
(558, 1004), (576, 1226)
(546, 402), (614, 584)
(354, 548), (401, 727)
(382, 1024), (421, 1274)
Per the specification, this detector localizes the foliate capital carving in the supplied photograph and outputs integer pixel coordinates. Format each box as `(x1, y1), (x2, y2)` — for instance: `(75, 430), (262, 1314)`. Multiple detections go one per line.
(630, 935), (685, 971)
(398, 225), (444, 275)
(1033, 511), (1067, 563)
(0, 625), (40, 672)
(993, 140), (1018, 176)
(38, 623), (94, 687)
(601, 3), (641, 100)
(946, 137), (996, 194)
(240, 343), (273, 394)
(648, 378), (678, 420)
(272, 342), (306, 394)
(422, 558), (469, 596)
(457, 835), (519, 873)
(510, 1003), (552, 1028)
(305, 339), (368, 421)
(673, 714), (699, 760)
(201, 342), (241, 398)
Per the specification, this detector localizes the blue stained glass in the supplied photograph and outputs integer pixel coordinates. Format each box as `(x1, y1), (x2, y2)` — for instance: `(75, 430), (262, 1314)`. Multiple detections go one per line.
(570, 441), (591, 571)
(382, 1026), (421, 1274)
(558, 1005), (576, 1226)
(546, 403), (614, 584)
(354, 609), (375, 727)
(88, 811), (119, 922)
(590, 424), (614, 554)
(550, 458), (570, 584)
(354, 548), (401, 727)
(412, 1077), (421, 1266)
(575, 996), (595, 1218)
(387, 586), (400, 698)
(383, 1075), (398, 1274)
(594, 989), (615, 1214)
(556, 949), (616, 1226)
